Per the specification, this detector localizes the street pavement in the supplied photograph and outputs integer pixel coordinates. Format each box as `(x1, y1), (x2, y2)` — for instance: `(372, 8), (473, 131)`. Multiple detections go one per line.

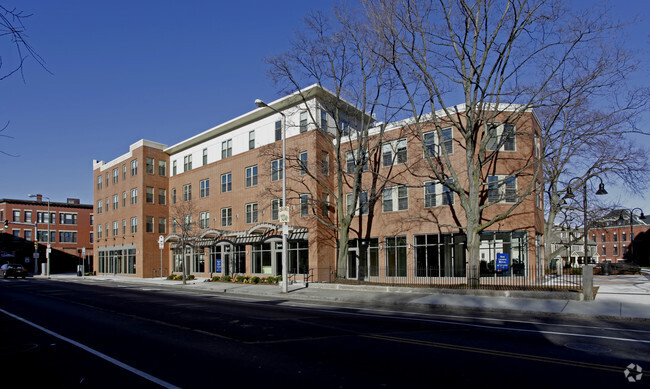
(44, 270), (650, 321)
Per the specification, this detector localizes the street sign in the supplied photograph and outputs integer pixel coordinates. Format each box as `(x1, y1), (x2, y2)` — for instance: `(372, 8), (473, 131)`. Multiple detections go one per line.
(279, 206), (290, 223)
(158, 235), (165, 249)
(82, 247), (86, 257)
(496, 253), (509, 272)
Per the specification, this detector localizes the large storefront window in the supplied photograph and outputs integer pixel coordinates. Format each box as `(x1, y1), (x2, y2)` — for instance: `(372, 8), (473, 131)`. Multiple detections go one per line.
(209, 244), (245, 275)
(386, 236), (407, 277)
(97, 247), (136, 275)
(414, 233), (466, 277)
(478, 231), (527, 276)
(252, 243), (273, 274)
(288, 241), (309, 274)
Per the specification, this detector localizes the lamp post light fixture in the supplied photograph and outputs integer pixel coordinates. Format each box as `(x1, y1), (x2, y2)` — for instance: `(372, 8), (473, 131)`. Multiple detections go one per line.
(28, 194), (51, 277)
(563, 176), (607, 265)
(628, 208), (646, 262)
(563, 176), (607, 301)
(254, 98), (288, 293)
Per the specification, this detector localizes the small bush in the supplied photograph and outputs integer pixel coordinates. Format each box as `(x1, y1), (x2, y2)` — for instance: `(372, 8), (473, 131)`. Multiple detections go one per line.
(167, 275), (176, 280)
(570, 268), (582, 275)
(211, 276), (221, 282)
(188, 274), (195, 280)
(251, 276), (261, 284)
(235, 275), (245, 283)
(223, 275), (232, 282)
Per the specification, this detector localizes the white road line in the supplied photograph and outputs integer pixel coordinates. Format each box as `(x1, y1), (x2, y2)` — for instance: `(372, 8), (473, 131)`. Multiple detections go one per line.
(0, 307), (181, 389)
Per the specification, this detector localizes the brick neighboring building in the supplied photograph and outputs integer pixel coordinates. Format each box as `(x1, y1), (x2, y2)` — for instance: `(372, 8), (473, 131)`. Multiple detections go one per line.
(93, 85), (544, 281)
(0, 196), (94, 271)
(589, 209), (650, 263)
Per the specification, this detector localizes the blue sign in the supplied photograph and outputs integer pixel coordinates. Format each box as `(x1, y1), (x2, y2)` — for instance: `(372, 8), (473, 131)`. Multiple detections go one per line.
(496, 253), (510, 272)
(215, 258), (222, 273)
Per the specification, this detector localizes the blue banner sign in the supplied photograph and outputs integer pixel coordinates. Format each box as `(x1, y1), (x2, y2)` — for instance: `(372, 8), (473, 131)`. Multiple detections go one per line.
(496, 253), (510, 272)
(215, 258), (222, 273)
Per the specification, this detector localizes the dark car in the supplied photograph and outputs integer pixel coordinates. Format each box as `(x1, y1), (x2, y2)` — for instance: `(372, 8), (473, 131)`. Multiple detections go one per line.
(0, 263), (28, 279)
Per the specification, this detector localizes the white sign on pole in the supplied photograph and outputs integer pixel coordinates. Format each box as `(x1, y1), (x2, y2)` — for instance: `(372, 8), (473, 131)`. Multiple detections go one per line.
(158, 235), (165, 249)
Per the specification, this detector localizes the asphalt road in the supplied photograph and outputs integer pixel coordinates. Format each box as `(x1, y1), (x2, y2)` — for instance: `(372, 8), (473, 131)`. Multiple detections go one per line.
(1, 278), (648, 388)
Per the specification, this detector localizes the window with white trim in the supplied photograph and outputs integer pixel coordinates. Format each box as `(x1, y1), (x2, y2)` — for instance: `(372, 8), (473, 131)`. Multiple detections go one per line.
(246, 203), (258, 224)
(487, 175), (517, 203)
(382, 138), (407, 166)
(221, 173), (232, 193)
(246, 166), (258, 187)
(423, 128), (453, 157)
(346, 191), (369, 216)
(486, 123), (515, 151)
(382, 186), (408, 212)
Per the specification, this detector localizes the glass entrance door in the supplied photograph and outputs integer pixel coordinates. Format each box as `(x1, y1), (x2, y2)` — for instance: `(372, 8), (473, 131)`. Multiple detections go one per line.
(347, 248), (358, 279)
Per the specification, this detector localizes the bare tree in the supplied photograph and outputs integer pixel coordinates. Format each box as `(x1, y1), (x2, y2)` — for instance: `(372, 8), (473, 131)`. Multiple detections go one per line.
(360, 0), (644, 285)
(267, 7), (400, 277)
(170, 200), (198, 285)
(1, 5), (49, 156)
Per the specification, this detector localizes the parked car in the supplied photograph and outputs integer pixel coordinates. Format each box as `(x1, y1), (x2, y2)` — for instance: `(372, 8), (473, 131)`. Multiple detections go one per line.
(0, 263), (28, 278)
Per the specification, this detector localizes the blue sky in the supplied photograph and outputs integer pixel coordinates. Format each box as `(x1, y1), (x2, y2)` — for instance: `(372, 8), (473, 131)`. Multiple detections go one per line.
(0, 0), (648, 212)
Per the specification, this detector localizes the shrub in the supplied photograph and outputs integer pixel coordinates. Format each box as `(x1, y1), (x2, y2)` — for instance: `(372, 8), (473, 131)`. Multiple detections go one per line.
(570, 268), (582, 275)
(223, 275), (232, 282)
(211, 276), (221, 282)
(251, 276), (261, 284)
(266, 276), (276, 284)
(235, 275), (245, 283)
(167, 275), (176, 280)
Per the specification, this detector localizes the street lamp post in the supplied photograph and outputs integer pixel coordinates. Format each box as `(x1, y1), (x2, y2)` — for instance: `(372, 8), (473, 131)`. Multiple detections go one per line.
(628, 208), (646, 262)
(29, 194), (51, 277)
(255, 98), (288, 293)
(564, 176), (607, 301)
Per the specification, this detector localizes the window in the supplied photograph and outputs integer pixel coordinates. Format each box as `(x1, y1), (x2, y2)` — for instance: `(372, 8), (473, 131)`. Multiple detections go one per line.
(146, 157), (154, 174)
(24, 230), (32, 241)
(246, 203), (258, 224)
(622, 232), (627, 241)
(113, 221), (119, 236)
(123, 219), (127, 235)
(486, 123), (516, 151)
(321, 193), (329, 217)
(320, 110), (328, 131)
(172, 161), (177, 176)
(183, 184), (192, 201)
(299, 151), (308, 175)
(203, 148), (208, 165)
(172, 188), (177, 204)
(222, 139), (232, 159)
(613, 233), (618, 242)
(249, 130), (255, 150)
(602, 246), (606, 256)
(601, 233), (606, 242)
(340, 120), (349, 136)
(321, 152), (329, 176)
(59, 231), (77, 243)
(221, 207), (232, 227)
(113, 194), (119, 210)
(382, 138), (407, 166)
(159, 217), (166, 234)
(131, 188), (138, 205)
(386, 236), (407, 277)
(271, 198), (283, 221)
(200, 212), (210, 229)
(271, 159), (283, 181)
(113, 168), (119, 183)
(487, 175), (517, 203)
(159, 160), (167, 176)
(346, 150), (368, 173)
(383, 186), (408, 212)
(613, 245), (618, 256)
(144, 216), (153, 232)
(97, 225), (102, 239)
(424, 128), (453, 157)
(97, 175), (102, 190)
(158, 189), (166, 205)
(346, 191), (369, 216)
(275, 120), (282, 141)
(106, 172), (109, 187)
(300, 111), (308, 133)
(131, 217), (137, 233)
(300, 194), (309, 217)
(122, 191), (127, 207)
(200, 179), (210, 198)
(24, 211), (32, 223)
(131, 159), (138, 176)
(424, 182), (436, 208)
(59, 213), (77, 225)
(221, 173), (232, 193)
(146, 187), (154, 204)
(11, 210), (19, 222)
(245, 166), (258, 187)
(123, 163), (127, 179)
(184, 155), (192, 172)
(105, 198), (109, 213)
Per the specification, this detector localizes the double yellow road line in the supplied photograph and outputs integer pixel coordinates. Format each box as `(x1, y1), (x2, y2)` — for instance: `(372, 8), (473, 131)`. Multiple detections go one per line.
(362, 333), (644, 376)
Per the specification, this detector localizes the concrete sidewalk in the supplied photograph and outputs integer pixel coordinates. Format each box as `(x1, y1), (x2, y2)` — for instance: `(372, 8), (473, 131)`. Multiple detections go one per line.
(45, 271), (650, 321)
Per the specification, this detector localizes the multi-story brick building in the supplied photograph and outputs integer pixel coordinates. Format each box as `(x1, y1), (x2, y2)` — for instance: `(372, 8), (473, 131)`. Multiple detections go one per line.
(93, 85), (544, 282)
(0, 196), (94, 272)
(589, 209), (649, 263)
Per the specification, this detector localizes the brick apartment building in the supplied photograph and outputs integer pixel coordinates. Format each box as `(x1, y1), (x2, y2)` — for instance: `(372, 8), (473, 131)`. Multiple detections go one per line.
(589, 209), (649, 263)
(0, 196), (94, 272)
(93, 85), (544, 281)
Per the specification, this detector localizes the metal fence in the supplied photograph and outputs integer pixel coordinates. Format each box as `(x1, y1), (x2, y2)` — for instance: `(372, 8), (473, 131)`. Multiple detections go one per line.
(325, 264), (583, 291)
